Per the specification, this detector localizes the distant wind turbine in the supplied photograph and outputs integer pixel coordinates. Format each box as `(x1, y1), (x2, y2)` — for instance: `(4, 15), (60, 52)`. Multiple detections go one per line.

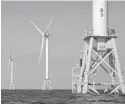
(30, 17), (53, 90)
(8, 52), (16, 90)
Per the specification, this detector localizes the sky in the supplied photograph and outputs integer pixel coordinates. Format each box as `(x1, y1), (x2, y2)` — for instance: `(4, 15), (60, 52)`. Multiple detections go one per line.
(1, 1), (125, 89)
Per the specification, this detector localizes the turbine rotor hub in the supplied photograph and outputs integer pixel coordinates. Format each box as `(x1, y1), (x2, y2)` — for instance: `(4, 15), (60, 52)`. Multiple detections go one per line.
(44, 33), (51, 39)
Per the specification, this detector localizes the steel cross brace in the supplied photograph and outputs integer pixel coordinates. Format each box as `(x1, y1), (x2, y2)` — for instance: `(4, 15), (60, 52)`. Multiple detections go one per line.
(88, 86), (100, 94)
(93, 49), (119, 76)
(109, 85), (120, 94)
(89, 49), (114, 76)
(91, 57), (110, 75)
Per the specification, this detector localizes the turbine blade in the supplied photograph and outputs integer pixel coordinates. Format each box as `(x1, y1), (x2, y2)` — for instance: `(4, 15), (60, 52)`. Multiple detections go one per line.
(37, 36), (45, 69)
(30, 21), (44, 36)
(8, 52), (11, 70)
(8, 59), (10, 69)
(44, 16), (53, 34)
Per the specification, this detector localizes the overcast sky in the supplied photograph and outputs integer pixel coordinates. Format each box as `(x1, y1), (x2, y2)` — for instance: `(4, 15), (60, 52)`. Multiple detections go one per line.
(1, 1), (125, 89)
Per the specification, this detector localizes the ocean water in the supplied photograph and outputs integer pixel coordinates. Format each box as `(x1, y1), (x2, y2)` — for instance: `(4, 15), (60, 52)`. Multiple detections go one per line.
(1, 89), (125, 104)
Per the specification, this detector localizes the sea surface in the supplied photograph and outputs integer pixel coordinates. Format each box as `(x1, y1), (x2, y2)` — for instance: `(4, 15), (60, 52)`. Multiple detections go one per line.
(1, 89), (125, 104)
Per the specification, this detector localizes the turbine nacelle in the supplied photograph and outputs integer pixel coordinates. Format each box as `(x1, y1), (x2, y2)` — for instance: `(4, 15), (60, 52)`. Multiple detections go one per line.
(44, 33), (52, 39)
(8, 52), (16, 62)
(9, 57), (16, 62)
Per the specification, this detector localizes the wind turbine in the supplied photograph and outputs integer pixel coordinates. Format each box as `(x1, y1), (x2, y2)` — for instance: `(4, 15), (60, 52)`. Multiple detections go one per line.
(8, 52), (15, 90)
(30, 17), (53, 90)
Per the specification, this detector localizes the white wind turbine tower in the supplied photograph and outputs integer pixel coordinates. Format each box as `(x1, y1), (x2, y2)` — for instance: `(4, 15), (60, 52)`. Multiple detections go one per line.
(8, 52), (15, 90)
(30, 17), (53, 90)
